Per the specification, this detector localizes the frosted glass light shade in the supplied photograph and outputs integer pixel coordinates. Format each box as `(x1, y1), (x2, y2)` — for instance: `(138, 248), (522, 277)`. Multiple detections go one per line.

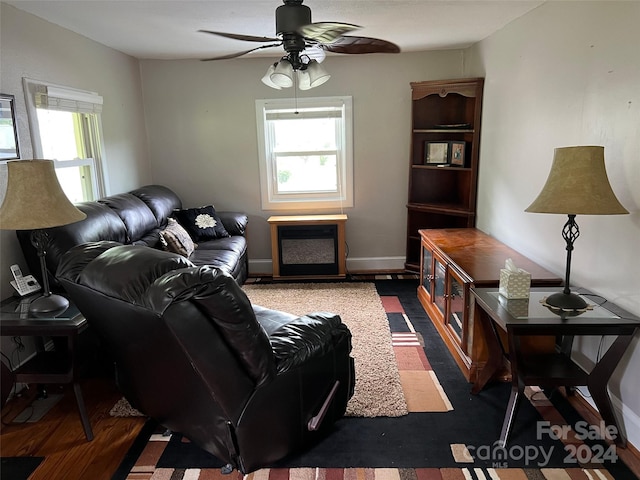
(271, 59), (294, 88)
(261, 64), (282, 90)
(306, 60), (330, 88)
(298, 70), (312, 90)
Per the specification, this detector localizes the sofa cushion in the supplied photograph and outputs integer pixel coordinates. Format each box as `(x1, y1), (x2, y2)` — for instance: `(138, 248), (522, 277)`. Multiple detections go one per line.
(217, 212), (248, 237)
(173, 205), (230, 241)
(189, 249), (242, 277)
(130, 185), (182, 227)
(194, 236), (246, 255)
(99, 193), (158, 243)
(160, 218), (196, 257)
(132, 230), (162, 248)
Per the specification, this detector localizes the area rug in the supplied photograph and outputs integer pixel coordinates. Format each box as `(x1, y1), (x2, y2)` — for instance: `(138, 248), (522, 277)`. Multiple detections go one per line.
(113, 280), (637, 480)
(243, 282), (407, 418)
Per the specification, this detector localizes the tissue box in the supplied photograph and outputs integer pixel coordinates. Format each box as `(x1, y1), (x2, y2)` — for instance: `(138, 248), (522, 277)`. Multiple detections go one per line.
(499, 268), (531, 299)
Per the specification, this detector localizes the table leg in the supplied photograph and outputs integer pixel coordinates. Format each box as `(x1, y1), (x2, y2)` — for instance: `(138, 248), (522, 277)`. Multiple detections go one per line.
(73, 382), (94, 441)
(499, 380), (524, 447)
(472, 307), (505, 394)
(587, 334), (634, 448)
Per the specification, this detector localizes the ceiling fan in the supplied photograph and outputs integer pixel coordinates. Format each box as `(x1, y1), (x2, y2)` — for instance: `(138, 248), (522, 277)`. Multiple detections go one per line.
(199, 0), (400, 90)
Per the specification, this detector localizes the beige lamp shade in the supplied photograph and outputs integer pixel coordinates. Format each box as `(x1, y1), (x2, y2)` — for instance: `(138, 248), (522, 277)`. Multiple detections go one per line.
(525, 146), (628, 215)
(0, 159), (87, 230)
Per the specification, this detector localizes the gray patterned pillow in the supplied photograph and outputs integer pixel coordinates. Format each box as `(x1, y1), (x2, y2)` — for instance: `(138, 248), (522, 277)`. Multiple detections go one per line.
(160, 218), (196, 257)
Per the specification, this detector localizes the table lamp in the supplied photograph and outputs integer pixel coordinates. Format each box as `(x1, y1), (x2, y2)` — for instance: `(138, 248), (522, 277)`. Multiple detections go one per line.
(525, 146), (628, 312)
(0, 159), (87, 313)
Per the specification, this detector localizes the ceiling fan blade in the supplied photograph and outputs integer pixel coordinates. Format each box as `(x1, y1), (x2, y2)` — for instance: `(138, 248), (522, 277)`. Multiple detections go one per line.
(322, 36), (401, 55)
(201, 43), (283, 61)
(298, 22), (360, 44)
(198, 30), (280, 43)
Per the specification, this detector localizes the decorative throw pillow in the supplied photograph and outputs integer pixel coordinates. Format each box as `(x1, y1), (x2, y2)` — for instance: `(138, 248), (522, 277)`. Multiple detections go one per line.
(160, 218), (196, 257)
(173, 205), (230, 241)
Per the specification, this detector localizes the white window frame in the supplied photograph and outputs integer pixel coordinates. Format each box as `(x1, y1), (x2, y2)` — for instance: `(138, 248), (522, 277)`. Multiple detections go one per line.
(256, 96), (353, 211)
(22, 77), (107, 201)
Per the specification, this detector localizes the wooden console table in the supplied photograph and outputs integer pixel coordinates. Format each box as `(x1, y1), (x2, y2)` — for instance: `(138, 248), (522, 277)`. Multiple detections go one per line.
(417, 228), (562, 382)
(268, 214), (347, 280)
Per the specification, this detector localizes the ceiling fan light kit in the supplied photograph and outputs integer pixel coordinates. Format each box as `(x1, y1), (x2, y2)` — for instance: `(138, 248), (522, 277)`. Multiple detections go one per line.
(263, 57), (330, 90)
(200, 0), (400, 90)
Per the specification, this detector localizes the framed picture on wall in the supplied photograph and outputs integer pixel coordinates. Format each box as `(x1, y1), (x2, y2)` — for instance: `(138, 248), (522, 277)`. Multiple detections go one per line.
(424, 142), (449, 165)
(449, 141), (466, 166)
(0, 93), (20, 160)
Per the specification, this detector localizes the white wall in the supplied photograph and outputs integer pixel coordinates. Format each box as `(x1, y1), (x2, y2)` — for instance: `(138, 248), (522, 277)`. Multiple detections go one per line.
(139, 50), (465, 273)
(466, 1), (640, 447)
(0, 3), (152, 300)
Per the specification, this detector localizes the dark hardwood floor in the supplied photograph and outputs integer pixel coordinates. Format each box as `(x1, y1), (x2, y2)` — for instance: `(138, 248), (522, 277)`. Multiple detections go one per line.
(0, 377), (145, 479)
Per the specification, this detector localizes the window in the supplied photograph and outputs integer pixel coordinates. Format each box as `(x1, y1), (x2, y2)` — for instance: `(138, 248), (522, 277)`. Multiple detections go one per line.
(256, 96), (353, 210)
(22, 78), (106, 202)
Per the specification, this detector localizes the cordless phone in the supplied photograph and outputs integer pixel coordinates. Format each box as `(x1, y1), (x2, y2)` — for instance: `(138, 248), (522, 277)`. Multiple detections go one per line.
(10, 264), (42, 296)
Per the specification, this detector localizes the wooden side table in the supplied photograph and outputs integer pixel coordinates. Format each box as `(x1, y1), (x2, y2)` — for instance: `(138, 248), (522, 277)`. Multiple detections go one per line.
(471, 287), (640, 448)
(0, 295), (93, 441)
(268, 214), (347, 280)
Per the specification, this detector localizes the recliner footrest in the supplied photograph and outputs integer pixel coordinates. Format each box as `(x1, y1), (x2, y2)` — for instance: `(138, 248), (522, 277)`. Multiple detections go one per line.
(307, 381), (340, 431)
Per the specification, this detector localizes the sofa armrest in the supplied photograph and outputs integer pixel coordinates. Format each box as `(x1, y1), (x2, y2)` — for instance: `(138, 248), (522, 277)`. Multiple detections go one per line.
(218, 212), (248, 236)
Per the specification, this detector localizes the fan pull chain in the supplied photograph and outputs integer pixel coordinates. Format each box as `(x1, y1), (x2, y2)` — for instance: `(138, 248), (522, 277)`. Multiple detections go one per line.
(294, 72), (299, 114)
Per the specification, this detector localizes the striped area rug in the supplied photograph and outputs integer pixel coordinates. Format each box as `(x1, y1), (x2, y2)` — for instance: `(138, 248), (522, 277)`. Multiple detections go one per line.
(124, 465), (616, 479)
(383, 296), (452, 413)
(115, 280), (634, 480)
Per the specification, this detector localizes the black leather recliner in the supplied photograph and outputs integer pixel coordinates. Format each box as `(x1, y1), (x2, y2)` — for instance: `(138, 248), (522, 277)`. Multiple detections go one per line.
(56, 241), (355, 473)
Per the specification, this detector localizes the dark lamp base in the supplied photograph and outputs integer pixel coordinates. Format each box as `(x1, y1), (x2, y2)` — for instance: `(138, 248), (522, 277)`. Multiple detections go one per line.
(30, 293), (69, 315)
(544, 292), (588, 313)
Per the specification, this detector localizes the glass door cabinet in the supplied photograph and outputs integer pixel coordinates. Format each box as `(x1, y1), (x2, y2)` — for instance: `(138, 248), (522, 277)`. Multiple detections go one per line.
(418, 233), (473, 369)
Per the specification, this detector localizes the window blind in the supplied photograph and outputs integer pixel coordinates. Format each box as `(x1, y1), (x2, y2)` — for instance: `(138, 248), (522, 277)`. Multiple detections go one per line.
(34, 84), (103, 114)
(265, 108), (343, 121)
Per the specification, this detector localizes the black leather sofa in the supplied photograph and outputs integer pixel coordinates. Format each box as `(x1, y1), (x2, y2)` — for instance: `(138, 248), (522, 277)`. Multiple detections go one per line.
(57, 242), (355, 473)
(17, 184), (249, 288)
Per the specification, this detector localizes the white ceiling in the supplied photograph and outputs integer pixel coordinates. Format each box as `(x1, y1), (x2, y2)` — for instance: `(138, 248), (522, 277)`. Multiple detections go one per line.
(6, 0), (544, 60)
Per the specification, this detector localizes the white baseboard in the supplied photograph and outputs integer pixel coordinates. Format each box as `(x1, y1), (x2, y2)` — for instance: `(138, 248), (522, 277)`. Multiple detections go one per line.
(346, 256), (406, 272)
(248, 256), (406, 276)
(617, 395), (640, 450)
(249, 259), (273, 275)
